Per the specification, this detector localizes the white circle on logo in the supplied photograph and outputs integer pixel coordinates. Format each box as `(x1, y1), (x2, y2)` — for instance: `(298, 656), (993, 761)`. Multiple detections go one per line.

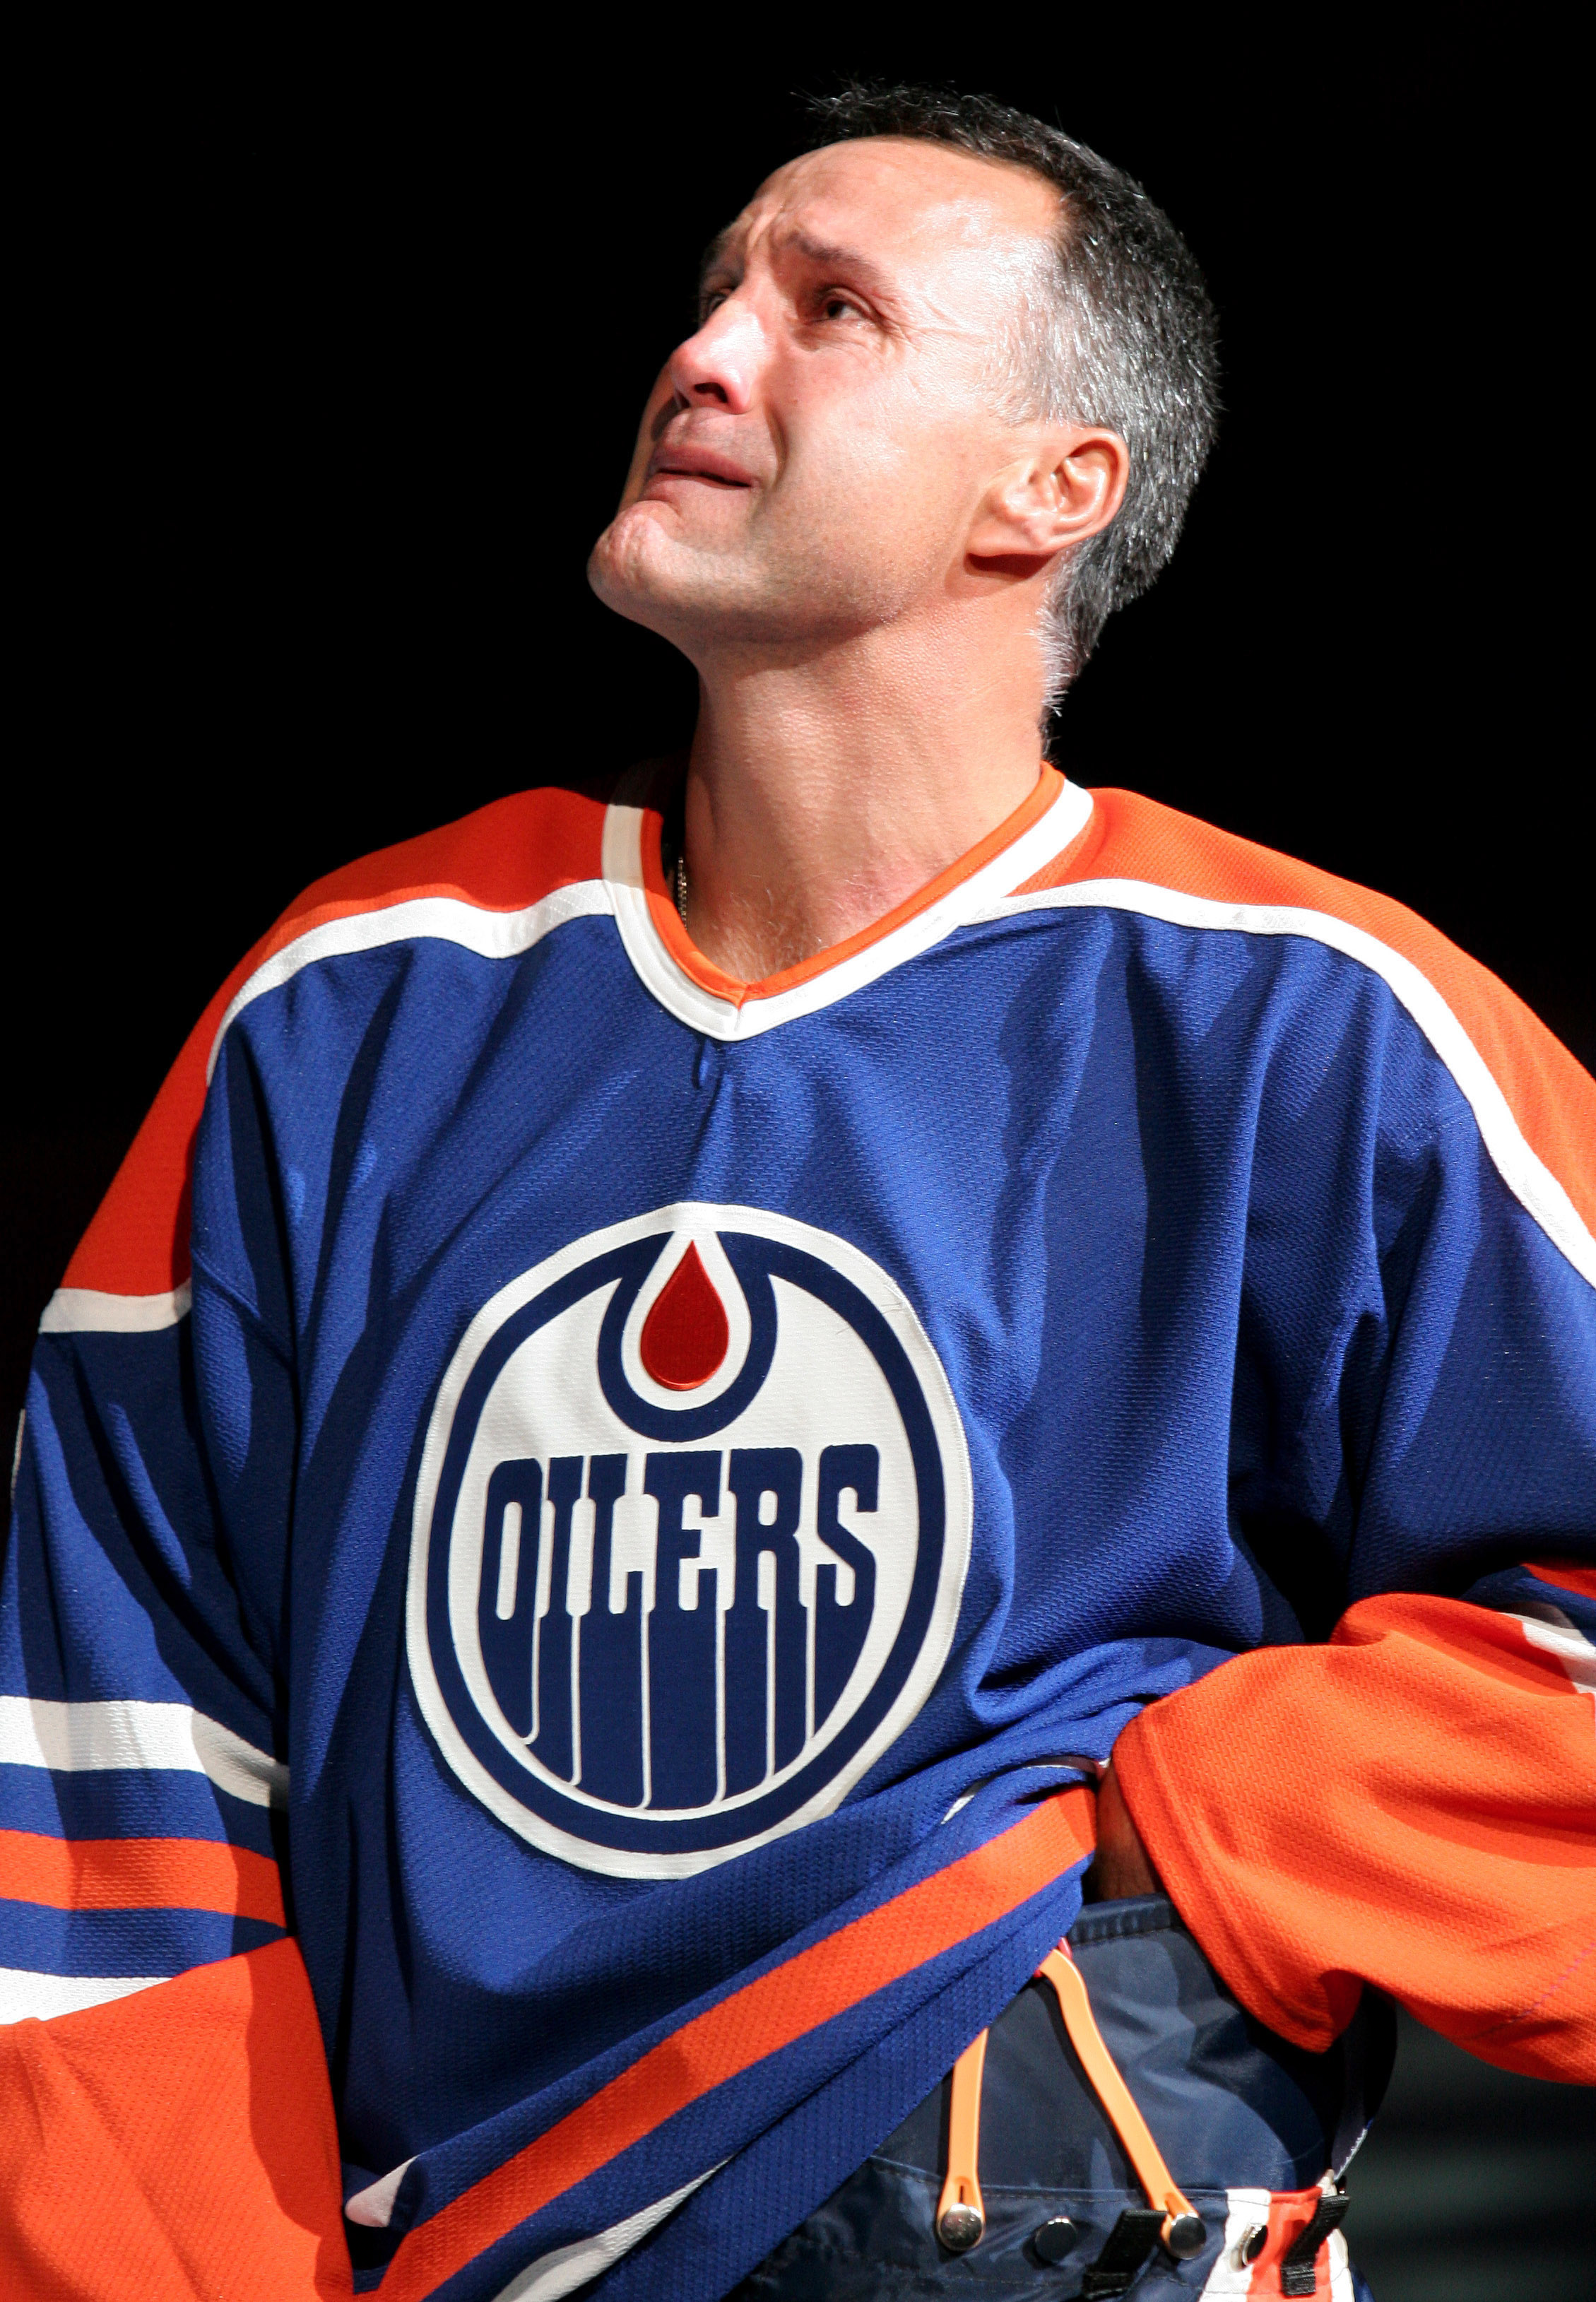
(406, 1204), (973, 1877)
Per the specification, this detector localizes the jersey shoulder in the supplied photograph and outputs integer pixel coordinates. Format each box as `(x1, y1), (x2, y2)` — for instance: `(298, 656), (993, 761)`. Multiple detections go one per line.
(1024, 784), (1545, 1015)
(265, 777), (612, 925)
(58, 781), (615, 1306)
(1017, 784), (1595, 1261)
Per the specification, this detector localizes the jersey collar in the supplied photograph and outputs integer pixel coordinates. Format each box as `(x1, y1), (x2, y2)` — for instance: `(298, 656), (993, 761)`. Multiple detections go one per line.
(601, 765), (1093, 1041)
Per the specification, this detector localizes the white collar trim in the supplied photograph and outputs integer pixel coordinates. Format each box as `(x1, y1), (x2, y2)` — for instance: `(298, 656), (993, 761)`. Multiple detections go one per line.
(601, 777), (1092, 1043)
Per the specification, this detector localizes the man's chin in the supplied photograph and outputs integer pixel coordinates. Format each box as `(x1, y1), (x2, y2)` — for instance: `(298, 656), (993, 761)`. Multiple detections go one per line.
(587, 507), (736, 638)
(587, 507), (856, 652)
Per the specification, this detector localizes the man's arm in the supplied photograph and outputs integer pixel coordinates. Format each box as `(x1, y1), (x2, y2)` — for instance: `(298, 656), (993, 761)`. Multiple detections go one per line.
(1, 1938), (345, 2298)
(1104, 971), (1595, 2075)
(1, 790), (616, 2295)
(1111, 1569), (1596, 2082)
(1, 967), (351, 2294)
(1050, 792), (1596, 2083)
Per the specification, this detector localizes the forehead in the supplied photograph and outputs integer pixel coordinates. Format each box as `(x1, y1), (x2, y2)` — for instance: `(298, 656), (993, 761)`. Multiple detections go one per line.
(710, 137), (1060, 289)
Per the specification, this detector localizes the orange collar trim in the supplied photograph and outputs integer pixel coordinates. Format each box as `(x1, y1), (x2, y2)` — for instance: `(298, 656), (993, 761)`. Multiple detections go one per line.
(642, 765), (1067, 1009)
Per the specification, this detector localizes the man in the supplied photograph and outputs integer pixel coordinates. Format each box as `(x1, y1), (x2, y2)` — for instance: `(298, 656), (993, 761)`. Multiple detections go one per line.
(2, 85), (1591, 2302)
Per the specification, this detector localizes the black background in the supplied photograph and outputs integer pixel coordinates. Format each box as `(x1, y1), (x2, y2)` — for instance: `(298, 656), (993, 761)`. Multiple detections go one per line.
(8, 23), (1592, 2296)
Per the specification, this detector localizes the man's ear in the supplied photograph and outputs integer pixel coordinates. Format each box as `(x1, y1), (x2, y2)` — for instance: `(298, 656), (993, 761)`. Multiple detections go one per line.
(966, 426), (1130, 577)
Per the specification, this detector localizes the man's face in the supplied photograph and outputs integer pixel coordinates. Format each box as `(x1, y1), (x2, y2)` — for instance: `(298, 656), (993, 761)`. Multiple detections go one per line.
(589, 138), (1062, 655)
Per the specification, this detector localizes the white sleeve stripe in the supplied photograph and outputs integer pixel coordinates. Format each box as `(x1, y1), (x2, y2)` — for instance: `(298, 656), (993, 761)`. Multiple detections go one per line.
(978, 878), (1596, 1292)
(0, 1699), (288, 1807)
(0, 1968), (165, 2024)
(39, 1281), (193, 1335)
(206, 880), (614, 1082)
(1508, 1608), (1596, 1697)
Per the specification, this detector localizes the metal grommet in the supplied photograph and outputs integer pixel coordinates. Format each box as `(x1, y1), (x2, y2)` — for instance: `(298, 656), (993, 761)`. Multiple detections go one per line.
(1032, 2214), (1080, 2265)
(938, 2202), (984, 2253)
(1235, 2221), (1268, 2267)
(1163, 2210), (1208, 2261)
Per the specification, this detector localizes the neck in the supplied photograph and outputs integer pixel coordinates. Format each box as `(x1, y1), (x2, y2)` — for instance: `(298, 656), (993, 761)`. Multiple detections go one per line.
(679, 619), (1048, 982)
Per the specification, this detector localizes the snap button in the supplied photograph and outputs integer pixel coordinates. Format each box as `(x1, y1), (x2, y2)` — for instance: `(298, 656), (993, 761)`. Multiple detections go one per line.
(1163, 2209), (1208, 2260)
(1033, 2214), (1081, 2264)
(1236, 2221), (1268, 2266)
(938, 2201), (983, 2251)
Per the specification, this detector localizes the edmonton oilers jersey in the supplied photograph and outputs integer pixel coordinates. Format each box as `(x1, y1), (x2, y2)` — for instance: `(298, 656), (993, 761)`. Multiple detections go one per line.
(5, 765), (1595, 2301)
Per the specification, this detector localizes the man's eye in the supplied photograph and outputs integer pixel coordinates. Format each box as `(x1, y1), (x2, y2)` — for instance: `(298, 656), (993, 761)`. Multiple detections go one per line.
(820, 293), (862, 322)
(699, 290), (731, 322)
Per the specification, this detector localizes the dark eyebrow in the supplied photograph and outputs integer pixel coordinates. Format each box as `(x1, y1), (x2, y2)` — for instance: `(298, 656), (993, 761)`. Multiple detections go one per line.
(697, 223), (902, 311)
(780, 230), (894, 298)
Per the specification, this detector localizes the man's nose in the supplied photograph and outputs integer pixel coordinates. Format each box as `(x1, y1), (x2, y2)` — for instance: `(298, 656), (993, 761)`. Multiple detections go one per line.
(667, 296), (762, 413)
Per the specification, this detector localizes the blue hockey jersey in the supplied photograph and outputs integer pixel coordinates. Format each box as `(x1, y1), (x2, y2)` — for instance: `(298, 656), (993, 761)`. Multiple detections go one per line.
(4, 765), (1594, 2300)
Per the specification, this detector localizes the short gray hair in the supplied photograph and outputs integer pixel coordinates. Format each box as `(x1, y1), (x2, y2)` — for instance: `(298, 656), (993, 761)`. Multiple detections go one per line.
(807, 85), (1221, 704)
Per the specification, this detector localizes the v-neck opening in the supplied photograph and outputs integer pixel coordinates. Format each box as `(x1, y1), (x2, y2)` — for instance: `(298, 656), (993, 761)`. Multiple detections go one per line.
(601, 763), (1094, 1042)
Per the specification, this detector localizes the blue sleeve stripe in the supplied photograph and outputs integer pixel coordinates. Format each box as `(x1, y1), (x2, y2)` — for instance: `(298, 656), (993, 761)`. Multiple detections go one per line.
(0, 1764), (278, 1856)
(0, 1899), (282, 1981)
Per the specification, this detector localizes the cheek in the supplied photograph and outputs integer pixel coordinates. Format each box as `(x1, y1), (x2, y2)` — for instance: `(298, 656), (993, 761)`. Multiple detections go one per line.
(774, 389), (973, 552)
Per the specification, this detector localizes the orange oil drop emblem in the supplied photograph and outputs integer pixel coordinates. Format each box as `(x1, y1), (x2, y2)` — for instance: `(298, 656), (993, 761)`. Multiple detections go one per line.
(639, 1241), (731, 1391)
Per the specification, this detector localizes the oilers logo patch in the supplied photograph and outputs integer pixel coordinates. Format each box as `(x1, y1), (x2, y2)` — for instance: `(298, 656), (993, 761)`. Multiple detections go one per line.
(406, 1205), (973, 1877)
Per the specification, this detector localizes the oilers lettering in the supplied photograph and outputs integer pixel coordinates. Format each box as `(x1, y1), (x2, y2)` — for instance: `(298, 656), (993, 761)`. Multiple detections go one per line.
(408, 1204), (974, 1878)
(476, 1442), (878, 1809)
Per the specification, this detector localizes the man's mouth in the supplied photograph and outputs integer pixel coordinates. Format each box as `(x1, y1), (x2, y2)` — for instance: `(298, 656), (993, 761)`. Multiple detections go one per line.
(644, 443), (755, 490)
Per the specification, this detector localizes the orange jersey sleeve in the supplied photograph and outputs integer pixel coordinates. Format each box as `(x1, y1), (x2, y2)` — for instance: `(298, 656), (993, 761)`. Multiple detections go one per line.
(1113, 1566), (1596, 2082)
(0, 1940), (349, 2298)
